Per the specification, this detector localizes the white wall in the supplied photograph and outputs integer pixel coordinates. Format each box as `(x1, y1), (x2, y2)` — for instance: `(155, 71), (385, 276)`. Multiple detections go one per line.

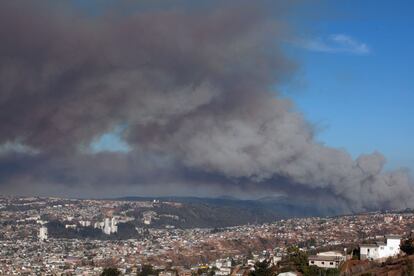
(360, 246), (379, 260)
(379, 238), (400, 258)
(309, 260), (339, 269)
(361, 238), (400, 260)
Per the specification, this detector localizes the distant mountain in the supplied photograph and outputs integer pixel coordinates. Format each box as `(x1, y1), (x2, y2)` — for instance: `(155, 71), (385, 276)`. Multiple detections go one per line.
(116, 195), (341, 228)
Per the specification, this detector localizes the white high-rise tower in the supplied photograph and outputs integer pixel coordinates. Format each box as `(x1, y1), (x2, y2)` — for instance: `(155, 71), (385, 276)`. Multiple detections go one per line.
(102, 217), (118, 235)
(38, 226), (48, 241)
(103, 218), (111, 235)
(111, 217), (118, 233)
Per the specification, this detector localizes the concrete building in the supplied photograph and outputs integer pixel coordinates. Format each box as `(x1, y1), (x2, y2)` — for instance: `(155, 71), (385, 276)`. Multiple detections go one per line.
(271, 256), (282, 265)
(216, 267), (231, 276)
(38, 226), (48, 241)
(111, 217), (118, 233)
(103, 217), (118, 235)
(159, 271), (177, 276)
(94, 221), (104, 230)
(216, 258), (232, 269)
(79, 220), (91, 227)
(103, 218), (111, 235)
(65, 224), (77, 229)
(360, 235), (401, 260)
(308, 251), (345, 269)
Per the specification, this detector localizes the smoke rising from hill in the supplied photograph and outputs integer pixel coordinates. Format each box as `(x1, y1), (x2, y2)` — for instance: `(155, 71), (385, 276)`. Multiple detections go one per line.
(0, 1), (412, 212)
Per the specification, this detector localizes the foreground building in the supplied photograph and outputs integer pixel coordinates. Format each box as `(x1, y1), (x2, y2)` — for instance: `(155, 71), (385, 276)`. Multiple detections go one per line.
(360, 235), (401, 260)
(308, 251), (345, 269)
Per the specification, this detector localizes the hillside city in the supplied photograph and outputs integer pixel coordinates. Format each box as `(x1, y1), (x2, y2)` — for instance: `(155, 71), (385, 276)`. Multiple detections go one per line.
(1, 197), (414, 275)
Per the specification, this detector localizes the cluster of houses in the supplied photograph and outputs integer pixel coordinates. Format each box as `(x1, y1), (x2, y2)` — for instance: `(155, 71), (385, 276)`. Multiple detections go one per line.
(192, 235), (403, 276)
(35, 221), (403, 274)
(307, 235), (402, 270)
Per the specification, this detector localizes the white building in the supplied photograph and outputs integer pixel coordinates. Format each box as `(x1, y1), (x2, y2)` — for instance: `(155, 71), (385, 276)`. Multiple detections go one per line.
(308, 251), (345, 269)
(215, 267), (231, 276)
(103, 218), (111, 235)
(103, 217), (118, 235)
(159, 271), (177, 276)
(215, 258), (232, 269)
(360, 235), (401, 260)
(38, 226), (48, 241)
(79, 220), (91, 227)
(111, 217), (118, 233)
(94, 221), (105, 230)
(65, 224), (77, 229)
(271, 256), (282, 265)
(277, 272), (297, 276)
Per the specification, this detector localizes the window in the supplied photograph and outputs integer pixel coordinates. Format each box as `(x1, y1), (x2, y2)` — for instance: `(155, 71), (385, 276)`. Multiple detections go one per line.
(310, 261), (314, 264)
(390, 247), (394, 250)
(321, 262), (325, 265)
(330, 262), (334, 265)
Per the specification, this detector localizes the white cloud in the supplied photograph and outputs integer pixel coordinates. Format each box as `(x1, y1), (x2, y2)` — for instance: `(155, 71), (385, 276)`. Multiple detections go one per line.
(0, 141), (39, 155)
(296, 34), (370, 55)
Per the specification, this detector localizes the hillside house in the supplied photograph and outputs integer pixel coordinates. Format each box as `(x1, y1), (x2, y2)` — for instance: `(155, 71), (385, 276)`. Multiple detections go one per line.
(308, 251), (345, 269)
(360, 235), (401, 260)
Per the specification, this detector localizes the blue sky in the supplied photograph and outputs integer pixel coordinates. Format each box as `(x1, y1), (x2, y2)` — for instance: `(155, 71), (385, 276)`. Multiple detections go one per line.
(282, 0), (414, 173)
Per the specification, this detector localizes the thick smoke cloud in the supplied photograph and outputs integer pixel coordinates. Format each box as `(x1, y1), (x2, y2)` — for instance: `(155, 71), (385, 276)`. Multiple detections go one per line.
(0, 1), (412, 213)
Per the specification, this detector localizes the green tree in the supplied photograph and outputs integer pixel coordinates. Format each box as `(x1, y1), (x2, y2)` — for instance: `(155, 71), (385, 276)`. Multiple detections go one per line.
(325, 268), (340, 276)
(303, 265), (322, 276)
(287, 246), (308, 272)
(249, 259), (275, 276)
(101, 267), (121, 276)
(197, 268), (208, 275)
(352, 248), (360, 260)
(302, 266), (339, 276)
(208, 268), (216, 276)
(401, 239), (414, 255)
(138, 264), (156, 276)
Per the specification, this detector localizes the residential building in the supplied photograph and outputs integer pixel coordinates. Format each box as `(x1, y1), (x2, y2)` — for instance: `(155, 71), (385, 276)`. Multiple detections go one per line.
(308, 251), (345, 269)
(360, 235), (401, 260)
(38, 226), (48, 241)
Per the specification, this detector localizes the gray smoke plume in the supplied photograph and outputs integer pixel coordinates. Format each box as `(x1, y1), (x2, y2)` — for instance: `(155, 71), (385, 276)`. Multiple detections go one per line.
(0, 1), (412, 212)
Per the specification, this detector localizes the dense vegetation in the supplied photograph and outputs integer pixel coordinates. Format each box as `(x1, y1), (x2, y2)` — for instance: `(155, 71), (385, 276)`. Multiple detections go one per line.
(137, 264), (157, 276)
(249, 260), (276, 276)
(101, 267), (121, 276)
(401, 238), (414, 255)
(122, 196), (339, 229)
